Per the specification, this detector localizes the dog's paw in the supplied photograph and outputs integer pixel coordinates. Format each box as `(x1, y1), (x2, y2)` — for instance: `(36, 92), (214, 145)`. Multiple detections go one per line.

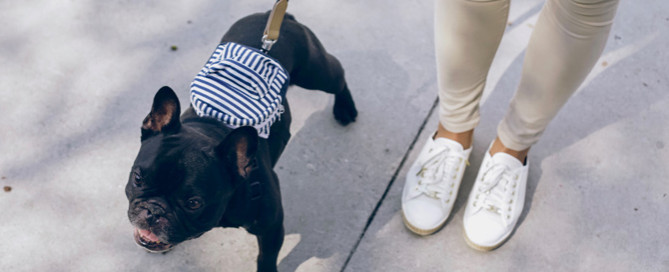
(333, 91), (358, 126)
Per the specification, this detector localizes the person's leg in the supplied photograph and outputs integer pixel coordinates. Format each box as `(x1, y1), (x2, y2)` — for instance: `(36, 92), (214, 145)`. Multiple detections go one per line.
(401, 0), (510, 236)
(435, 0), (510, 147)
(497, 0), (620, 154)
(436, 123), (474, 149)
(464, 0), (620, 251)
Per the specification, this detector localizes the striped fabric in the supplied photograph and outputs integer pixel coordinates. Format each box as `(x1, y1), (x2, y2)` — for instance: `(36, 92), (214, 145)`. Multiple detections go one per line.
(190, 42), (289, 138)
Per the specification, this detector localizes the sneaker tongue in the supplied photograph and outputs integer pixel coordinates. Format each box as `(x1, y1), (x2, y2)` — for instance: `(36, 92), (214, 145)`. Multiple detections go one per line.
(433, 137), (464, 152)
(490, 152), (523, 169)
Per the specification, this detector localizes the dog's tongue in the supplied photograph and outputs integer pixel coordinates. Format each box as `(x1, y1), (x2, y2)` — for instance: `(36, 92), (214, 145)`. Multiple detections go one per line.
(138, 229), (161, 242)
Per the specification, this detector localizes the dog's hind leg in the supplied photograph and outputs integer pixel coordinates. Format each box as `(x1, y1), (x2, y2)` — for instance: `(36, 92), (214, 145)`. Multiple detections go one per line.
(289, 29), (358, 125)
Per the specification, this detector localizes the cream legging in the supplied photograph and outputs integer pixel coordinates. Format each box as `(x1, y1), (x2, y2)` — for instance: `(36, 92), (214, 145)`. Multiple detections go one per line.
(435, 0), (620, 150)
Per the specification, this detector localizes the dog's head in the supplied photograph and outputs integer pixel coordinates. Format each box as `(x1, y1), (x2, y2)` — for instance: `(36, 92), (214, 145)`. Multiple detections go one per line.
(125, 86), (258, 252)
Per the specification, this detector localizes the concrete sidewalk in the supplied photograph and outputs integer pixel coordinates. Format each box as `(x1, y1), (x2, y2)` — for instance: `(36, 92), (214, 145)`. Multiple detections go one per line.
(0, 0), (666, 271)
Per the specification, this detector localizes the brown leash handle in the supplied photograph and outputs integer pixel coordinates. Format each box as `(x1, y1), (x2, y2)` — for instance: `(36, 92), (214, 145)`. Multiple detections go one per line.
(261, 0), (289, 53)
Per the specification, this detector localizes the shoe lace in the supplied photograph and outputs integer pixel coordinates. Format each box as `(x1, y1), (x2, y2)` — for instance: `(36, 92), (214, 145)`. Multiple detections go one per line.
(414, 146), (468, 203)
(473, 163), (519, 224)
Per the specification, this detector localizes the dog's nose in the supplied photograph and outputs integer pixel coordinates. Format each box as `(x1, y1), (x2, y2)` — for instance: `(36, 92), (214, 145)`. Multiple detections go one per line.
(144, 208), (162, 225)
(146, 213), (157, 226)
(147, 204), (165, 216)
(143, 202), (166, 224)
(145, 209), (154, 219)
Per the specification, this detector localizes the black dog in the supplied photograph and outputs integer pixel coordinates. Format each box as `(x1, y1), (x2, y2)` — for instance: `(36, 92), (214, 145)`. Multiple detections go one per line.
(125, 12), (357, 272)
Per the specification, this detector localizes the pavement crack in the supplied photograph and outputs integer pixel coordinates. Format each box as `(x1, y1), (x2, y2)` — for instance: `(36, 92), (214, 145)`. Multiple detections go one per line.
(340, 97), (439, 272)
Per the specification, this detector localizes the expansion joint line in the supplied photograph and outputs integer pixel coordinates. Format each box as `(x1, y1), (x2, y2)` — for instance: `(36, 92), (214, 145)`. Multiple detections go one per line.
(340, 97), (439, 272)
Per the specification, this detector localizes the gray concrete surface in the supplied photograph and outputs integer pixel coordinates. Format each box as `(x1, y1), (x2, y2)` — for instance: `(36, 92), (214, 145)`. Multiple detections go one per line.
(0, 0), (666, 271)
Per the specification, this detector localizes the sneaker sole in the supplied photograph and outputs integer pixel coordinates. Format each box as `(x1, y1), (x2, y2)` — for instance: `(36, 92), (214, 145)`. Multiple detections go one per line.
(400, 209), (447, 236)
(462, 225), (511, 251)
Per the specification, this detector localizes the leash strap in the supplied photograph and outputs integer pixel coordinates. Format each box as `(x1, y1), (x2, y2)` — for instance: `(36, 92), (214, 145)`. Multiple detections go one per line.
(261, 0), (289, 53)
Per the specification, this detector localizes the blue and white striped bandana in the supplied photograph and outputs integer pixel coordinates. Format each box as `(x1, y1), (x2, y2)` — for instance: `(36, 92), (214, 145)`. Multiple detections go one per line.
(190, 42), (289, 138)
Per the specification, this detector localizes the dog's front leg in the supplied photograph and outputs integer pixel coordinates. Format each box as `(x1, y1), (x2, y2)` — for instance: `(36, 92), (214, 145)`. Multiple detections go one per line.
(255, 223), (284, 272)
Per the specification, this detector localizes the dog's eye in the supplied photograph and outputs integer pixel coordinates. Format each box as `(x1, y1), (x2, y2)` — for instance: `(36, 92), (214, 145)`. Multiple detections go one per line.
(187, 198), (202, 210)
(133, 171), (143, 186)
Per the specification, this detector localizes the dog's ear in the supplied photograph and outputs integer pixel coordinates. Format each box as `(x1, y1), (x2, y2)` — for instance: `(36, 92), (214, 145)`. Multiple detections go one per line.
(141, 86), (181, 140)
(217, 126), (258, 180)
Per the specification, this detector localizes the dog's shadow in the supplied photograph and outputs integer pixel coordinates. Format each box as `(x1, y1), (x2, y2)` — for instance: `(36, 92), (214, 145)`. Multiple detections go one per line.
(273, 104), (358, 271)
(271, 45), (424, 271)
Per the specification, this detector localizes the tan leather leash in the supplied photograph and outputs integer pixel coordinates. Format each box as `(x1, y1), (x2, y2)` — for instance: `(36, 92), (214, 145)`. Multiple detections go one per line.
(261, 0), (289, 53)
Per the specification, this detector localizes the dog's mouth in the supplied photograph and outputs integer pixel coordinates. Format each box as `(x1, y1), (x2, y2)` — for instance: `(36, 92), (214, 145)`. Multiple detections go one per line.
(133, 228), (173, 253)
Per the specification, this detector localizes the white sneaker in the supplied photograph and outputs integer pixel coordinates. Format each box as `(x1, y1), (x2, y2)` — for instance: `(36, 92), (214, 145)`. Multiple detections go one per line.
(401, 135), (471, 235)
(463, 143), (528, 251)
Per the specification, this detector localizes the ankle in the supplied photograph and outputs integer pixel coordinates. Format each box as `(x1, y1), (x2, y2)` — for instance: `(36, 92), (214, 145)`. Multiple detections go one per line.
(489, 137), (529, 163)
(434, 124), (473, 149)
